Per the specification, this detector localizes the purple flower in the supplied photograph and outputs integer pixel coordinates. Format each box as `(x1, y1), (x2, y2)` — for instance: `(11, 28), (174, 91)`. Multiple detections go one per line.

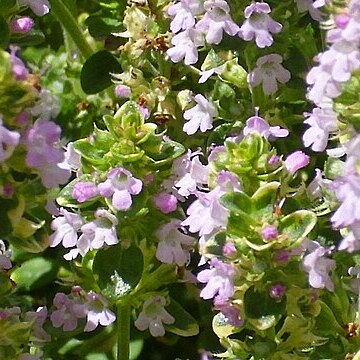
(25, 119), (63, 167)
(213, 297), (243, 326)
(154, 192), (178, 213)
(338, 222), (360, 252)
(135, 296), (175, 337)
(167, 28), (204, 65)
(9, 46), (28, 80)
(243, 114), (288, 140)
(303, 105), (338, 152)
(72, 181), (99, 203)
(156, 220), (194, 266)
(302, 240), (335, 291)
(199, 64), (225, 83)
(307, 168), (331, 200)
(19, 0), (50, 16)
(295, 0), (324, 21)
(50, 293), (86, 332)
(168, 0), (204, 33)
(222, 242), (236, 258)
(49, 208), (83, 248)
(197, 258), (236, 300)
(183, 94), (217, 135)
(261, 225), (278, 241)
(84, 291), (116, 332)
(238, 2), (282, 48)
(196, 0), (240, 45)
(114, 84), (131, 98)
(285, 150), (310, 174)
(98, 168), (142, 211)
(25, 306), (51, 345)
(249, 54), (291, 94)
(0, 119), (20, 162)
(0, 241), (12, 270)
(10, 16), (34, 33)
(269, 284), (286, 299)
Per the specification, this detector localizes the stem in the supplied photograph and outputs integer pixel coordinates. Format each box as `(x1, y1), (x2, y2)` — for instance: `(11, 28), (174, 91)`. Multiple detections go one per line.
(50, 0), (94, 59)
(117, 303), (131, 360)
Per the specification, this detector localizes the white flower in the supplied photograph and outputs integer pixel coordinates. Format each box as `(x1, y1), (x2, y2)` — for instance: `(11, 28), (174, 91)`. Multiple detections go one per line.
(183, 94), (217, 134)
(248, 54), (290, 94)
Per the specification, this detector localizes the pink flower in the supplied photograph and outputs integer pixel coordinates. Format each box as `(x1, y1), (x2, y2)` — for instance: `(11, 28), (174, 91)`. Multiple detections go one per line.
(249, 54), (291, 94)
(9, 16), (34, 33)
(114, 84), (131, 98)
(72, 181), (99, 203)
(168, 0), (204, 33)
(197, 258), (236, 300)
(154, 192), (178, 213)
(243, 114), (288, 140)
(285, 150), (310, 174)
(98, 168), (142, 211)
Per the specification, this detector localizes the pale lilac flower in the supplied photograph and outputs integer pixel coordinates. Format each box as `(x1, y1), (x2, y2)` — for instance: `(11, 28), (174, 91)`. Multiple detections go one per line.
(135, 296), (175, 337)
(338, 222), (360, 252)
(175, 154), (210, 196)
(49, 208), (83, 248)
(196, 0), (240, 45)
(302, 240), (335, 291)
(243, 114), (288, 140)
(154, 193), (178, 213)
(63, 142), (81, 173)
(197, 258), (236, 300)
(331, 173), (360, 228)
(19, 0), (50, 16)
(182, 171), (240, 236)
(199, 64), (225, 83)
(238, 2), (282, 48)
(0, 240), (12, 270)
(269, 284), (286, 299)
(9, 47), (28, 80)
(213, 297), (243, 326)
(183, 94), (217, 135)
(307, 168), (331, 199)
(285, 150), (310, 174)
(248, 54), (291, 94)
(156, 220), (194, 266)
(268, 155), (281, 167)
(114, 84), (131, 98)
(168, 0), (204, 33)
(98, 168), (142, 211)
(84, 291), (116, 332)
(10, 16), (34, 33)
(335, 13), (351, 29)
(303, 106), (338, 152)
(0, 120), (20, 162)
(167, 28), (204, 65)
(25, 306), (50, 345)
(72, 181), (99, 203)
(261, 225), (278, 241)
(50, 293), (86, 332)
(79, 209), (119, 250)
(295, 0), (324, 21)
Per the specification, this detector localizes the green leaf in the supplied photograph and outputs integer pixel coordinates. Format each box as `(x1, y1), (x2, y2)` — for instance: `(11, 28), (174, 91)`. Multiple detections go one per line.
(279, 210), (317, 248)
(80, 50), (122, 94)
(10, 257), (58, 291)
(74, 139), (108, 165)
(0, 15), (10, 48)
(93, 244), (144, 300)
(251, 182), (280, 217)
(10, 30), (46, 46)
(164, 299), (199, 337)
(220, 191), (253, 215)
(85, 16), (122, 38)
(244, 286), (285, 319)
(0, 0), (16, 14)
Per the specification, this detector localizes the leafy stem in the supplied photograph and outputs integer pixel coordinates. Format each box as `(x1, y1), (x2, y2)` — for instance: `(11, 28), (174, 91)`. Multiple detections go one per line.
(50, 0), (94, 59)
